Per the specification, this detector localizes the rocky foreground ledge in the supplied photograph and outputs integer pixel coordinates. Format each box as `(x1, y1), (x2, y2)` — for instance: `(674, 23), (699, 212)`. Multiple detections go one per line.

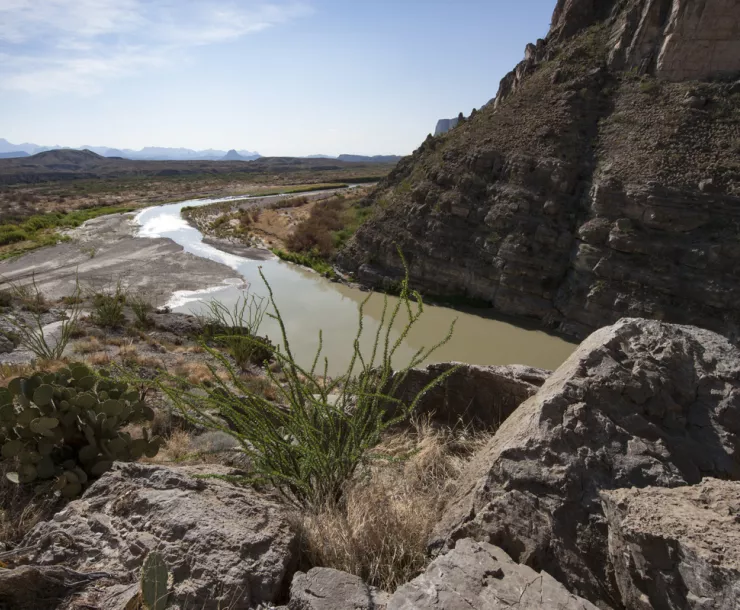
(1, 317), (739, 609)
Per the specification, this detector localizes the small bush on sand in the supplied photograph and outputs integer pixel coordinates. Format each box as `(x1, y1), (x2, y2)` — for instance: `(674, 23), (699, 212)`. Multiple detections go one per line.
(91, 282), (126, 328)
(160, 256), (456, 509)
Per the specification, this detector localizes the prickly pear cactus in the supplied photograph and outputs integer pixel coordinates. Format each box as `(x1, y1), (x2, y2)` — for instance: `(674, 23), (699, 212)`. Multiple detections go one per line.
(140, 551), (170, 610)
(0, 363), (162, 497)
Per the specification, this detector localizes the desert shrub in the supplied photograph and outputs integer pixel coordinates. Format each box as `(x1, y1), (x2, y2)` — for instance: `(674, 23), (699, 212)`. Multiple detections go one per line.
(197, 290), (271, 368)
(297, 419), (487, 590)
(159, 256), (456, 508)
(1, 275), (81, 360)
(92, 283), (126, 328)
(273, 248), (336, 277)
(0, 363), (161, 498)
(0, 228), (28, 246)
(286, 198), (346, 257)
(130, 295), (154, 328)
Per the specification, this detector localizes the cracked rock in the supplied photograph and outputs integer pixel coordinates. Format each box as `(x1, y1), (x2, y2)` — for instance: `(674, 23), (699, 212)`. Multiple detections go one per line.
(387, 538), (598, 609)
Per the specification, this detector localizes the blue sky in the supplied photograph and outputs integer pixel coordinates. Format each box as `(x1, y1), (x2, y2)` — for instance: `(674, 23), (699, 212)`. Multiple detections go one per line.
(0, 1), (555, 156)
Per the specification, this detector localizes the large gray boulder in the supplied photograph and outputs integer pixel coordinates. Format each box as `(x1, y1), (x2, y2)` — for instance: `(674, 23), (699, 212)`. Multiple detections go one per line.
(388, 538), (598, 610)
(392, 362), (549, 428)
(21, 463), (297, 609)
(432, 318), (740, 607)
(601, 479), (740, 610)
(289, 568), (389, 610)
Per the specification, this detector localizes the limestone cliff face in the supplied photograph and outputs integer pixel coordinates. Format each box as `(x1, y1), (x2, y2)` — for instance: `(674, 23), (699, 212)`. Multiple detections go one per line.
(339, 0), (740, 342)
(434, 117), (460, 136)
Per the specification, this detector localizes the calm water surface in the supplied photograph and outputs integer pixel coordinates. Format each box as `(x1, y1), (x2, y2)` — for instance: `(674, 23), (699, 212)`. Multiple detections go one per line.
(135, 196), (576, 375)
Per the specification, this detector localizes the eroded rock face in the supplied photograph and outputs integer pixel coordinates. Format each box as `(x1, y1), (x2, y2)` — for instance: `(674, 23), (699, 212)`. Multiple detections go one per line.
(21, 463), (297, 609)
(393, 362), (550, 428)
(339, 0), (740, 344)
(289, 568), (390, 610)
(431, 318), (740, 607)
(387, 538), (598, 610)
(0, 566), (109, 610)
(601, 479), (740, 609)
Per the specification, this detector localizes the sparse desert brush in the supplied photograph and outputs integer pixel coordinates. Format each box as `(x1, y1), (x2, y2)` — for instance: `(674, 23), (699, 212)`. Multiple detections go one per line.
(297, 419), (488, 591)
(74, 336), (103, 354)
(87, 350), (112, 366)
(172, 359), (214, 385)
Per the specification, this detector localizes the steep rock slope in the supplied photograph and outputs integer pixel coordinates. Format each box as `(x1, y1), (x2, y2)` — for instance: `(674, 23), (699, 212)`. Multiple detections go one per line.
(339, 0), (740, 342)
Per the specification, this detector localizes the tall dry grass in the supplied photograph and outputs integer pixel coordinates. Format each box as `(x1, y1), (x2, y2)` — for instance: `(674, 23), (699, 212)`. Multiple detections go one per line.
(296, 418), (489, 591)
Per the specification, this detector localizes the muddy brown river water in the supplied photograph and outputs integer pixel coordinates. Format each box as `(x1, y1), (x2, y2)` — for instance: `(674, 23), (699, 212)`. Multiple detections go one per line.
(136, 195), (576, 376)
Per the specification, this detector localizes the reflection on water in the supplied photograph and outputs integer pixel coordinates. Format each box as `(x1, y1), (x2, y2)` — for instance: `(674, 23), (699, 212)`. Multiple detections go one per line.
(135, 196), (576, 375)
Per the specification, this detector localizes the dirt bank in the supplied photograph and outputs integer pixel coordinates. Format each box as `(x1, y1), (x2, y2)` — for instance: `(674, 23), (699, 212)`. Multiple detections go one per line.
(0, 212), (241, 306)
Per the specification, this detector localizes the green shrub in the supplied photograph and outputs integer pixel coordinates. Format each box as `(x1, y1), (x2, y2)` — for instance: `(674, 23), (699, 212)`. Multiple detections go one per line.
(130, 295), (154, 328)
(0, 229), (28, 246)
(197, 291), (271, 368)
(92, 284), (126, 328)
(273, 248), (336, 278)
(160, 256), (456, 508)
(0, 363), (161, 497)
(1, 275), (81, 360)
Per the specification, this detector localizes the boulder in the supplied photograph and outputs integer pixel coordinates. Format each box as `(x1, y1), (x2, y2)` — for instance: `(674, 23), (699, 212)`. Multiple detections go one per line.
(289, 568), (389, 610)
(388, 538), (598, 610)
(0, 565), (109, 610)
(601, 479), (740, 610)
(21, 463), (297, 609)
(392, 362), (550, 428)
(432, 318), (740, 607)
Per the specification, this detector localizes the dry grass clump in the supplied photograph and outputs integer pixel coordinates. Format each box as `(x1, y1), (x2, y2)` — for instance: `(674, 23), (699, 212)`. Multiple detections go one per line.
(0, 361), (67, 387)
(297, 419), (489, 591)
(172, 359), (215, 385)
(74, 335), (103, 354)
(0, 462), (62, 547)
(86, 350), (112, 366)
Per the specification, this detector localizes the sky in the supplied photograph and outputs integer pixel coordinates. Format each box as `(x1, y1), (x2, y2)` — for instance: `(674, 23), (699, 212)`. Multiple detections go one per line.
(0, 0), (556, 157)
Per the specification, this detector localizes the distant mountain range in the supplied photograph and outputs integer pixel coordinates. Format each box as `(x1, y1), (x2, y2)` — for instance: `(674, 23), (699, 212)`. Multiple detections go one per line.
(0, 139), (260, 161)
(304, 154), (403, 164)
(0, 139), (404, 164)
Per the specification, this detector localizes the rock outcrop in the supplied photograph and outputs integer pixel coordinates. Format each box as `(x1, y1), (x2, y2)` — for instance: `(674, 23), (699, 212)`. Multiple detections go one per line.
(392, 362), (550, 427)
(434, 117), (460, 136)
(20, 463), (297, 609)
(339, 0), (740, 343)
(387, 538), (599, 610)
(289, 568), (390, 610)
(601, 479), (740, 609)
(430, 318), (740, 607)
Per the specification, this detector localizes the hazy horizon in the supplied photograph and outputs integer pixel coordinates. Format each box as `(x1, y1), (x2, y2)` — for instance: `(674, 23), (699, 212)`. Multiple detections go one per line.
(0, 1), (555, 157)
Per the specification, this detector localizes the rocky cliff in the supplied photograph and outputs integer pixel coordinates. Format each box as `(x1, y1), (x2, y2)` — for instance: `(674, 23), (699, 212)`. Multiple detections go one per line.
(339, 0), (740, 342)
(433, 117), (460, 136)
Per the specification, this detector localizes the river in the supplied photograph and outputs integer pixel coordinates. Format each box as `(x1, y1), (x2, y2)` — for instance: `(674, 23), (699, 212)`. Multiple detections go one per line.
(135, 195), (575, 376)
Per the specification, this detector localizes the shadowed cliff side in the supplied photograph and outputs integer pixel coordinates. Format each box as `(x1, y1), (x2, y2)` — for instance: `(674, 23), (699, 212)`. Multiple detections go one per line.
(338, 0), (740, 342)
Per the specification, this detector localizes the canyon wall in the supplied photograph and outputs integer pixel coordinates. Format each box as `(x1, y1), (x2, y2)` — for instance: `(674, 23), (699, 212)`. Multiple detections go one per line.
(339, 0), (740, 343)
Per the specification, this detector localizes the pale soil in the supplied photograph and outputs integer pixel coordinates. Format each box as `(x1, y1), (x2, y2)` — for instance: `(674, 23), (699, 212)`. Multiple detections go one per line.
(0, 212), (240, 306)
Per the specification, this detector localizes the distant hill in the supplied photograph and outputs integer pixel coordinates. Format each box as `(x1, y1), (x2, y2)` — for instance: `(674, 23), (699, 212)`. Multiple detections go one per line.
(0, 149), (397, 185)
(0, 151), (29, 159)
(337, 154), (403, 164)
(0, 138), (260, 161)
(222, 149), (252, 161)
